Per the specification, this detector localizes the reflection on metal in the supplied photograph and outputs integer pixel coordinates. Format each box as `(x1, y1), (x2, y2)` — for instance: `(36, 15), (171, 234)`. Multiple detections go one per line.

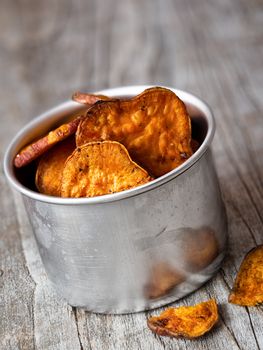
(4, 86), (227, 314)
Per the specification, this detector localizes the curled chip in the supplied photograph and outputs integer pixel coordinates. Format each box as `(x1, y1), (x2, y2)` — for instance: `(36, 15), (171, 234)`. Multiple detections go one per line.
(61, 141), (151, 198)
(229, 245), (263, 306)
(35, 136), (76, 196)
(147, 299), (218, 338)
(14, 115), (83, 168)
(72, 91), (110, 104)
(144, 262), (185, 300)
(76, 87), (192, 177)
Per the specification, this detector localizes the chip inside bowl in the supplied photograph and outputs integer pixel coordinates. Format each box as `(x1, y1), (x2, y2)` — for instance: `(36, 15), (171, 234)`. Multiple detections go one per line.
(76, 87), (193, 177)
(72, 91), (111, 104)
(14, 87), (196, 198)
(35, 136), (76, 196)
(14, 115), (83, 168)
(60, 141), (152, 198)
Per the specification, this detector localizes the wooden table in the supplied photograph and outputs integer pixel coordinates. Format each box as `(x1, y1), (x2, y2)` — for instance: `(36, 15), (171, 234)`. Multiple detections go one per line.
(1, 0), (262, 349)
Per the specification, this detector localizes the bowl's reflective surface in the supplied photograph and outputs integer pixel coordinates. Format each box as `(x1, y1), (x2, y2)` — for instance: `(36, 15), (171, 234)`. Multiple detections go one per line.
(4, 86), (227, 313)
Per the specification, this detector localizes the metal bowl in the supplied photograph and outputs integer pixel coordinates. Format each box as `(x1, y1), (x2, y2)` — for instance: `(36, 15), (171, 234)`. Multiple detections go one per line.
(4, 85), (227, 314)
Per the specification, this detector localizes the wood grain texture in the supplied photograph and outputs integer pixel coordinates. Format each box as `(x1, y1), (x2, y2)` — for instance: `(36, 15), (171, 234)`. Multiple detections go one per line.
(0, 0), (262, 349)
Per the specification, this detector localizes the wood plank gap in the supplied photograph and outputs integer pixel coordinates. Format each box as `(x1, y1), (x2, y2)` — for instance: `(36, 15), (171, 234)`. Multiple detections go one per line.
(245, 307), (260, 350)
(153, 332), (167, 349)
(219, 313), (242, 350)
(220, 269), (233, 291)
(227, 66), (263, 195)
(31, 290), (36, 350)
(222, 141), (263, 227)
(230, 202), (259, 246)
(72, 307), (84, 350)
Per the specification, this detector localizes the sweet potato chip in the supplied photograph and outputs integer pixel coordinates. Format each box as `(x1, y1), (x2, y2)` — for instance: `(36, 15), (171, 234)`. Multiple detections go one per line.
(14, 115), (83, 168)
(144, 262), (185, 299)
(35, 136), (76, 196)
(61, 141), (151, 198)
(147, 299), (218, 338)
(76, 87), (192, 177)
(72, 91), (110, 104)
(228, 245), (263, 306)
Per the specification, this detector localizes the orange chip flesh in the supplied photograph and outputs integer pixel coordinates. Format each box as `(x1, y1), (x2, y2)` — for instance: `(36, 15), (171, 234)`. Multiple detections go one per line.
(147, 299), (218, 339)
(35, 136), (76, 196)
(14, 115), (83, 168)
(228, 245), (263, 306)
(61, 141), (151, 198)
(76, 87), (192, 177)
(72, 92), (110, 104)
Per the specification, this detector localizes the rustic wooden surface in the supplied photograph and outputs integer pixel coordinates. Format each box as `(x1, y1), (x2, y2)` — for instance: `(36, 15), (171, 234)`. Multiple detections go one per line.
(1, 0), (263, 349)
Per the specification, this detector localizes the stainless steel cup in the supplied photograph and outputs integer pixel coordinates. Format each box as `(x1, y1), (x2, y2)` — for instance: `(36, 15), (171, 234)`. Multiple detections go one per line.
(4, 85), (227, 314)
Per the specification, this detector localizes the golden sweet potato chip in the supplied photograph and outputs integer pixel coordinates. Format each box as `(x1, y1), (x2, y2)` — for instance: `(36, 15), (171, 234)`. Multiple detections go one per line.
(76, 87), (192, 177)
(147, 299), (218, 338)
(14, 116), (83, 168)
(61, 141), (151, 198)
(144, 262), (185, 299)
(228, 245), (263, 306)
(35, 136), (76, 196)
(72, 91), (110, 104)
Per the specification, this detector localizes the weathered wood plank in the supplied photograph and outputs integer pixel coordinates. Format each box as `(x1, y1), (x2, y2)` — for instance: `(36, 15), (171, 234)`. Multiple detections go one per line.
(14, 194), (82, 350)
(0, 182), (35, 350)
(1, 0), (262, 348)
